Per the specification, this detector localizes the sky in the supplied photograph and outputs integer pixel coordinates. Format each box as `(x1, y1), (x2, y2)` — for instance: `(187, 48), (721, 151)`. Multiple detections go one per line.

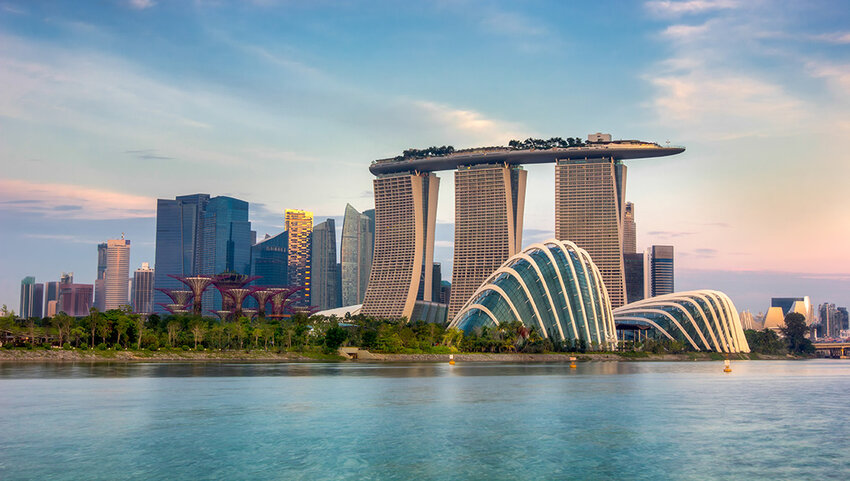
(1, 0), (849, 314)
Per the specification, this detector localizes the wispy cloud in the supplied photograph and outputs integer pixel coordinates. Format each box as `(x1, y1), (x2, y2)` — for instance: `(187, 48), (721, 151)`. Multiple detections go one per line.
(645, 0), (738, 17)
(22, 233), (100, 244)
(124, 149), (175, 161)
(0, 179), (155, 219)
(812, 31), (850, 44)
(128, 0), (156, 10)
(412, 100), (527, 146)
(647, 230), (694, 237)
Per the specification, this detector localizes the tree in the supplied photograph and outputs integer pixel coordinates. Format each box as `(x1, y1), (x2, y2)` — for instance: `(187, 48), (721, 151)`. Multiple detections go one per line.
(88, 308), (100, 348)
(114, 314), (130, 348)
(324, 325), (347, 353)
(189, 320), (206, 349)
(781, 313), (813, 354)
(51, 313), (73, 346)
(166, 321), (181, 348)
(132, 314), (145, 350)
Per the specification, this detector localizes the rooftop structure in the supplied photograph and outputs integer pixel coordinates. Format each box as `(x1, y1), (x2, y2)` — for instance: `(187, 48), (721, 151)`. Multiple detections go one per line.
(370, 140), (684, 176)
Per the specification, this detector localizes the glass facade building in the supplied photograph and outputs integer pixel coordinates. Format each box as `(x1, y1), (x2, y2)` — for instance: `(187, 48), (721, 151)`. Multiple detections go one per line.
(340, 204), (375, 307)
(285, 209), (313, 307)
(449, 239), (616, 347)
(19, 276), (43, 319)
(251, 231), (288, 287)
(311, 219), (341, 311)
(153, 194), (252, 314)
(614, 290), (750, 353)
(132, 262), (154, 314)
(643, 245), (674, 298)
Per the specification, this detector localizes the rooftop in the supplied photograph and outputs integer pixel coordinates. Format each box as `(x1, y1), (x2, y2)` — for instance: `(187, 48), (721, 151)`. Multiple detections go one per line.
(370, 138), (685, 176)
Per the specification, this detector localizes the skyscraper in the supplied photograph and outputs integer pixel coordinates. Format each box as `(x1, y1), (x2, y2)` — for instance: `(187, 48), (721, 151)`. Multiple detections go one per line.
(448, 164), (526, 321)
(623, 202), (636, 254)
(311, 219), (341, 311)
(340, 204), (374, 306)
(132, 262), (154, 314)
(362, 172), (439, 319)
(45, 281), (60, 317)
(19, 277), (43, 319)
(94, 242), (108, 311)
(58, 284), (93, 317)
(153, 194), (252, 314)
(623, 252), (644, 304)
(251, 232), (288, 286)
(285, 209), (313, 307)
(644, 245), (674, 298)
(60, 272), (73, 285)
(555, 156), (627, 307)
(104, 237), (131, 311)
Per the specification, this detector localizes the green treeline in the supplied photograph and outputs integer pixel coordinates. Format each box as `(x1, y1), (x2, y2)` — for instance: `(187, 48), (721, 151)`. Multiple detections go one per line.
(743, 313), (814, 355)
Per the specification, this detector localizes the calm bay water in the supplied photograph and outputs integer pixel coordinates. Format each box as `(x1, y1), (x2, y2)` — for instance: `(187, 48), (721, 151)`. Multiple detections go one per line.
(1, 360), (848, 480)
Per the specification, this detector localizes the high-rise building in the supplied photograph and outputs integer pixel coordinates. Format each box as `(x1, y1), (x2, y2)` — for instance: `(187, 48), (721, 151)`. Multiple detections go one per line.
(285, 209), (313, 307)
(643, 245), (674, 298)
(45, 281), (60, 317)
(19, 277), (44, 319)
(153, 194), (252, 314)
(58, 284), (93, 317)
(362, 172), (439, 319)
(623, 202), (636, 254)
(623, 252), (644, 304)
(251, 232), (288, 286)
(448, 164), (526, 320)
(311, 219), (341, 311)
(340, 204), (375, 306)
(132, 262), (154, 314)
(104, 237), (131, 311)
(94, 242), (108, 311)
(60, 272), (73, 285)
(555, 156), (627, 308)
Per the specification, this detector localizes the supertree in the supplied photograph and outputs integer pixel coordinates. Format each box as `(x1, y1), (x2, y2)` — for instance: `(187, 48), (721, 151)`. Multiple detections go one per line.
(156, 288), (194, 310)
(212, 273), (260, 312)
(170, 275), (215, 316)
(268, 287), (304, 319)
(250, 288), (283, 319)
(157, 302), (189, 316)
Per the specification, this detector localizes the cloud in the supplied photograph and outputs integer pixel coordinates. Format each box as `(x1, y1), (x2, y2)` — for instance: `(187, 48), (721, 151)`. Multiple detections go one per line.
(0, 179), (155, 219)
(124, 149), (175, 160)
(692, 248), (718, 257)
(128, 0), (156, 9)
(22, 233), (99, 244)
(812, 32), (850, 44)
(412, 100), (527, 145)
(1, 3), (26, 14)
(480, 11), (546, 38)
(661, 23), (710, 39)
(645, 0), (738, 17)
(647, 230), (694, 237)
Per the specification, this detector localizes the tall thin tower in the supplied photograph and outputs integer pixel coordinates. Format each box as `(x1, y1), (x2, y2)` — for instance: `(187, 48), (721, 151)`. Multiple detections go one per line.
(448, 164), (526, 321)
(340, 204), (374, 306)
(623, 202), (636, 254)
(361, 172), (439, 319)
(285, 209), (313, 307)
(105, 236), (131, 310)
(555, 156), (627, 307)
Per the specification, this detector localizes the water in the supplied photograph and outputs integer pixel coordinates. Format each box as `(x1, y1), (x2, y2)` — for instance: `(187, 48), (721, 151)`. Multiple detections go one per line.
(1, 360), (848, 480)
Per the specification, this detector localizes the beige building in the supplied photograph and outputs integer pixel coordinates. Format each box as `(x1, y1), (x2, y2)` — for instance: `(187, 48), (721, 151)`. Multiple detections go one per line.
(104, 237), (131, 310)
(555, 158), (627, 308)
(448, 164), (526, 320)
(361, 172), (439, 319)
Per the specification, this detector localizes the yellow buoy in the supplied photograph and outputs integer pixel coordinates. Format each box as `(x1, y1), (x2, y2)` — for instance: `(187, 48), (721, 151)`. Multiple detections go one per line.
(569, 356), (577, 369)
(723, 359), (731, 373)
(449, 354), (455, 365)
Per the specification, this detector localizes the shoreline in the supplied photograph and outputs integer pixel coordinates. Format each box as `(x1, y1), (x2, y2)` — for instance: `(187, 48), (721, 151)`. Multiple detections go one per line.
(0, 349), (795, 363)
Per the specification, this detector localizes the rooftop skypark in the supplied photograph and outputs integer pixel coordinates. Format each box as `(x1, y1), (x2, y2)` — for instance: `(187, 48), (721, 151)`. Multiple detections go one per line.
(369, 134), (684, 176)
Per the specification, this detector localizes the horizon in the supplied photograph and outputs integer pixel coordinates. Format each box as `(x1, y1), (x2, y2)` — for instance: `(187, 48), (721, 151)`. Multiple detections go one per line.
(2, 0), (849, 314)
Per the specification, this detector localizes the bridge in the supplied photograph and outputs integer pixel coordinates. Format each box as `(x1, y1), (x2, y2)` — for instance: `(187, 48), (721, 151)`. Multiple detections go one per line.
(812, 342), (850, 358)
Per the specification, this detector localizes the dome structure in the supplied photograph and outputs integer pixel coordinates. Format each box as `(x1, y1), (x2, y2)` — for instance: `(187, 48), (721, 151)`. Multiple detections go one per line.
(448, 239), (616, 347)
(613, 290), (750, 353)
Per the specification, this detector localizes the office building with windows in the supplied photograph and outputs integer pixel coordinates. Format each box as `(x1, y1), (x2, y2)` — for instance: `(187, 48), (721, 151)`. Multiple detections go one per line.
(20, 277), (43, 319)
(285, 209), (313, 307)
(104, 237), (131, 310)
(643, 245), (674, 298)
(311, 218), (341, 311)
(132, 262), (154, 314)
(340, 204), (375, 306)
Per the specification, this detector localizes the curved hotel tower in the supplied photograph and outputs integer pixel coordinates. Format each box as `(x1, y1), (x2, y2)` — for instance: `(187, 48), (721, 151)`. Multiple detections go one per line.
(362, 137), (684, 321)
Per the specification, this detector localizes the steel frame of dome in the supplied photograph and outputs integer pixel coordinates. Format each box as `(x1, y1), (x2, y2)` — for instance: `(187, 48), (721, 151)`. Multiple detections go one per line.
(613, 290), (750, 353)
(448, 239), (616, 347)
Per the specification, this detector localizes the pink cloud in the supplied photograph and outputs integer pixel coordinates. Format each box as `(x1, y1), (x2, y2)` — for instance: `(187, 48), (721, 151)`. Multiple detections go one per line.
(0, 178), (155, 219)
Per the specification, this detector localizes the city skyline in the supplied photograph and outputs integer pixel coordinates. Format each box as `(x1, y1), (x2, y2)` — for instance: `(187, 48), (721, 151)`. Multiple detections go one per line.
(2, 0), (849, 313)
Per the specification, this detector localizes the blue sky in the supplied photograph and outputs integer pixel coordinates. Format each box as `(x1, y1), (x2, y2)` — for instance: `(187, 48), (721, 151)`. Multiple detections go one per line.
(1, 0), (849, 313)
